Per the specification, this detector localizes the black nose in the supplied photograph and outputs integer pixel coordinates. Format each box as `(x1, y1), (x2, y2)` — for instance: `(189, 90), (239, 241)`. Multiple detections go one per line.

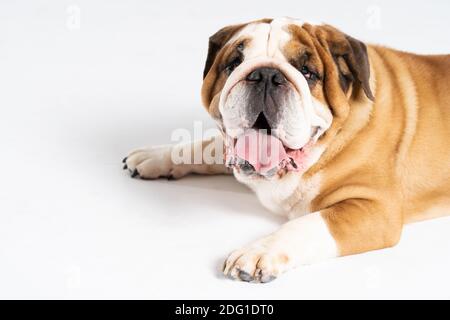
(246, 67), (287, 86)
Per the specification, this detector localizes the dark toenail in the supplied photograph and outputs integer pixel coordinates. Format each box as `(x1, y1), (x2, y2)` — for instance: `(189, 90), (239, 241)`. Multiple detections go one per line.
(238, 270), (253, 282)
(122, 157), (128, 163)
(123, 164), (128, 170)
(254, 269), (262, 281)
(167, 175), (175, 180)
(131, 169), (140, 178)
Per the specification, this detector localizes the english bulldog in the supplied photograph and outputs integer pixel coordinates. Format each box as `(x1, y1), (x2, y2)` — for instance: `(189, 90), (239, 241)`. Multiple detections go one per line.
(123, 17), (450, 283)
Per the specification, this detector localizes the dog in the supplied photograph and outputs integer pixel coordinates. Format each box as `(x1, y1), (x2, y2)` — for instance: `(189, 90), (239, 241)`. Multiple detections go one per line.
(123, 17), (450, 283)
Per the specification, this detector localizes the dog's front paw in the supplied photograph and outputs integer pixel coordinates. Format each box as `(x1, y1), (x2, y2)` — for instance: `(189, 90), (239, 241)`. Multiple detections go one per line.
(223, 236), (293, 283)
(123, 145), (184, 180)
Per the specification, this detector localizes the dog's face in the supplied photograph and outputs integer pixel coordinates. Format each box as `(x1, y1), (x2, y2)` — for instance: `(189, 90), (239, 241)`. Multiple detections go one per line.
(201, 17), (374, 180)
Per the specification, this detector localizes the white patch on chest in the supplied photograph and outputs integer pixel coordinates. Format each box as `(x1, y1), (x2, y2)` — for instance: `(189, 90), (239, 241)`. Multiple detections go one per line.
(234, 145), (324, 218)
(236, 170), (322, 219)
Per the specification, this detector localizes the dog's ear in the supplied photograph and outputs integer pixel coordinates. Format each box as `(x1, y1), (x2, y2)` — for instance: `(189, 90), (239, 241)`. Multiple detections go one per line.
(325, 27), (374, 101)
(343, 35), (374, 100)
(203, 24), (245, 79)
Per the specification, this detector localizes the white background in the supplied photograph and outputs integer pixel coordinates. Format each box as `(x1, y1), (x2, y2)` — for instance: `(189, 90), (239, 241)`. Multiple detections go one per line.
(1, 0), (449, 299)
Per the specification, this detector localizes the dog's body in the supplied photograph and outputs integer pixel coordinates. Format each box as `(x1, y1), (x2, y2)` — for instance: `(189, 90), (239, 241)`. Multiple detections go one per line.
(124, 18), (450, 283)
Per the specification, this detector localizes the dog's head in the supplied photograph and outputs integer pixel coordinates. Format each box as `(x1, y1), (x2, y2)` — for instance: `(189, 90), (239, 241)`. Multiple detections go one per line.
(201, 17), (374, 179)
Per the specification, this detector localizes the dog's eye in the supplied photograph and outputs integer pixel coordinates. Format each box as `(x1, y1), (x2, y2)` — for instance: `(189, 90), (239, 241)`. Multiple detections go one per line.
(300, 66), (318, 82)
(225, 57), (242, 75)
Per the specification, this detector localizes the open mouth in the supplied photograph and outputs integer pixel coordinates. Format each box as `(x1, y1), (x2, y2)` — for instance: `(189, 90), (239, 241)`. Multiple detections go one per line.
(220, 60), (328, 178)
(225, 114), (312, 178)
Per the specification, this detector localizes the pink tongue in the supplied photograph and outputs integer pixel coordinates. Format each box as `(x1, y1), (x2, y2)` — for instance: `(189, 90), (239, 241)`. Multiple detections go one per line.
(235, 130), (289, 173)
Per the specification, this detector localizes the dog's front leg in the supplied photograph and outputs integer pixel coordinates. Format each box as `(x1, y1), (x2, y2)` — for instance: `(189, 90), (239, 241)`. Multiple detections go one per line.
(123, 135), (231, 179)
(224, 200), (402, 283)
